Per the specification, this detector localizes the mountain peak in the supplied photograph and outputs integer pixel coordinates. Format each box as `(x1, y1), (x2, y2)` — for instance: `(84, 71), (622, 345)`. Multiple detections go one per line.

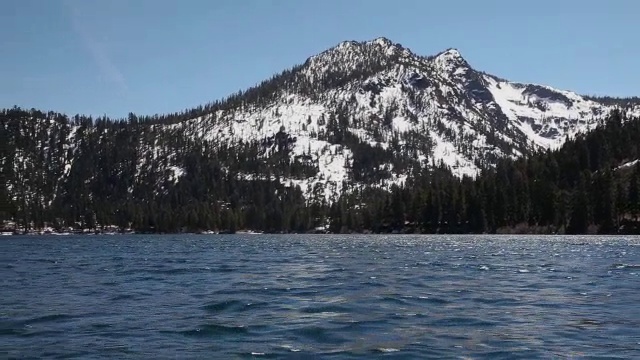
(434, 48), (465, 62)
(332, 37), (403, 51)
(440, 47), (462, 56)
(433, 47), (469, 73)
(368, 37), (394, 46)
(306, 37), (408, 74)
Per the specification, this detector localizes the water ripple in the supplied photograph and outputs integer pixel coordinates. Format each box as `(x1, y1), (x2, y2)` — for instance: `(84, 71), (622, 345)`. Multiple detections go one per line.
(1, 234), (639, 358)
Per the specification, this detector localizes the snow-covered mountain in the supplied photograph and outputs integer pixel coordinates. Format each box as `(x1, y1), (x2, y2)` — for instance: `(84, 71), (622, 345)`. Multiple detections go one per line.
(6, 37), (639, 208)
(165, 37), (639, 201)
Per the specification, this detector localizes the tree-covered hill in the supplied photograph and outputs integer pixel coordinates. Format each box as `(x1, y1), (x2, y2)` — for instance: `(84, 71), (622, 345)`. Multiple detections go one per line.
(2, 106), (639, 234)
(329, 110), (640, 234)
(3, 38), (640, 234)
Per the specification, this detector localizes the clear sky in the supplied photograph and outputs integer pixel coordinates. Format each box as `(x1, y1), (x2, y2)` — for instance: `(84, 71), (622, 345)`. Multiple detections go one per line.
(1, 0), (638, 119)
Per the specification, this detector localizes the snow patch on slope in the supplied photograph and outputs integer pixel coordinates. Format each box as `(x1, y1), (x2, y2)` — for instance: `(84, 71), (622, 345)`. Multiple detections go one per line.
(485, 77), (602, 149)
(430, 131), (479, 178)
(617, 159), (640, 170)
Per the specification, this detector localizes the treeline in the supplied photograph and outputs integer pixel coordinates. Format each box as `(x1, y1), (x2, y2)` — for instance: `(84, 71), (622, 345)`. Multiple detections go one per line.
(330, 110), (640, 234)
(1, 107), (325, 233)
(583, 95), (640, 108)
(2, 106), (640, 234)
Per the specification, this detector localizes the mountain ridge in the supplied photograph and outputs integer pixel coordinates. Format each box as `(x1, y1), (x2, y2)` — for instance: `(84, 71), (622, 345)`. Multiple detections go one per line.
(161, 38), (639, 201)
(3, 37), (640, 234)
(4, 38), (640, 205)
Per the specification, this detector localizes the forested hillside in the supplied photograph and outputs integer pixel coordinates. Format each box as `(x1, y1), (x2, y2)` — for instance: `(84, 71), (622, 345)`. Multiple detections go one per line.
(3, 39), (640, 235)
(2, 106), (639, 234)
(330, 110), (640, 234)
(1, 107), (316, 233)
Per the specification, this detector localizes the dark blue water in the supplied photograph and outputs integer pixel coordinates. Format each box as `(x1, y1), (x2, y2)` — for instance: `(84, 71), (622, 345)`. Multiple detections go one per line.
(1, 235), (639, 359)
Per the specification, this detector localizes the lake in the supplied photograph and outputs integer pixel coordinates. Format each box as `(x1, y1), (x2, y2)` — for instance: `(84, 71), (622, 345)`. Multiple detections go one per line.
(1, 235), (639, 359)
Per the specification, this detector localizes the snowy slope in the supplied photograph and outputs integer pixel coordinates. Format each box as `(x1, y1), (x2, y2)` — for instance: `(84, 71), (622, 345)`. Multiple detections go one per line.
(7, 38), (639, 206)
(486, 77), (611, 149)
(164, 38), (640, 201)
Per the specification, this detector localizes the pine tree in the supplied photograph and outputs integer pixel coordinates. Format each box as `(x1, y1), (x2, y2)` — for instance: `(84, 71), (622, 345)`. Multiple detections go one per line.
(597, 170), (617, 233)
(628, 164), (640, 221)
(616, 181), (626, 227)
(567, 174), (590, 234)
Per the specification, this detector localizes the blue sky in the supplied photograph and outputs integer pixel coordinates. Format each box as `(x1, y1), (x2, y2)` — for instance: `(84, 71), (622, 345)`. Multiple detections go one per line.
(1, 0), (638, 118)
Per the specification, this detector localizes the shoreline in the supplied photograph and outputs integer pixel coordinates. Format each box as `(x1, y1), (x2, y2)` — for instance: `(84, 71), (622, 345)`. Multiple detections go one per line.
(4, 230), (640, 236)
